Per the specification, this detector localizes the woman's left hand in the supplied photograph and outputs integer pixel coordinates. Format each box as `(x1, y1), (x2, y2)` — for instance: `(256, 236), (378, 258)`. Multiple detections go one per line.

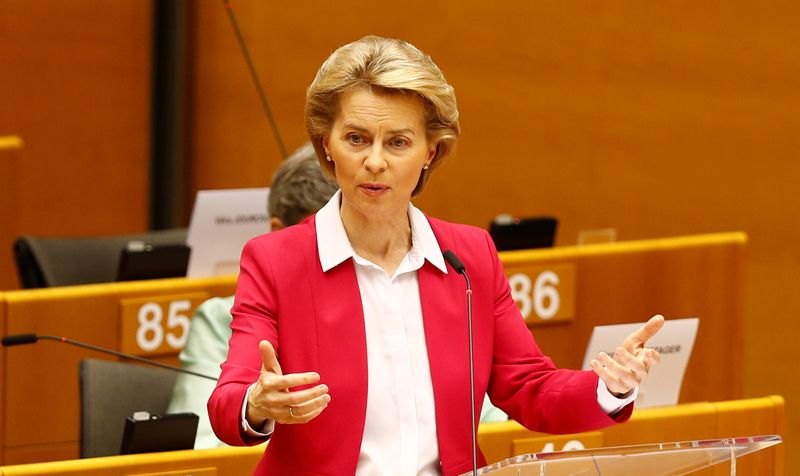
(590, 314), (665, 397)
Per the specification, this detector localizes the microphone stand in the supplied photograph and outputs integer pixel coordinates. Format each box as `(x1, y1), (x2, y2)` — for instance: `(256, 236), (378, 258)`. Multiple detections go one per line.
(464, 271), (477, 475)
(443, 251), (478, 475)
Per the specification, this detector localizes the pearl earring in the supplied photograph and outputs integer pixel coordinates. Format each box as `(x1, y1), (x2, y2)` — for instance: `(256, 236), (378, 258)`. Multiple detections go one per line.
(326, 155), (332, 162)
(423, 164), (430, 170)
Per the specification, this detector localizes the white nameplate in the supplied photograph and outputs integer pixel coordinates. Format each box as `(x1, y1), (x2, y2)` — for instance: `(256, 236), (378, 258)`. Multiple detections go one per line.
(581, 317), (699, 408)
(186, 188), (270, 278)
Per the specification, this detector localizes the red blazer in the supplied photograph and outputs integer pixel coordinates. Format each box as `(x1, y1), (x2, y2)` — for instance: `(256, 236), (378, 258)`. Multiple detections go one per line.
(208, 215), (631, 475)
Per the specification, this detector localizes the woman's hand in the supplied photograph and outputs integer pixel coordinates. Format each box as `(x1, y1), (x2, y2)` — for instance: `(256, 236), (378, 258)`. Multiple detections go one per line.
(590, 315), (664, 397)
(245, 340), (331, 428)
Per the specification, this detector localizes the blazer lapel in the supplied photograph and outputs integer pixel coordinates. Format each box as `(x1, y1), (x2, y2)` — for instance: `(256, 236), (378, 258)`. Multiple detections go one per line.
(308, 252), (369, 468)
(418, 249), (475, 467)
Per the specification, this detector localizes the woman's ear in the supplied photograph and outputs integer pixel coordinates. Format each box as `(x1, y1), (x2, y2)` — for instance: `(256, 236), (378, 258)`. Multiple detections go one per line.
(427, 142), (438, 162)
(270, 216), (285, 231)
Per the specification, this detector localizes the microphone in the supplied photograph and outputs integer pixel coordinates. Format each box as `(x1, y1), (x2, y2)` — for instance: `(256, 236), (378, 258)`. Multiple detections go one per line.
(2, 333), (216, 381)
(443, 250), (477, 476)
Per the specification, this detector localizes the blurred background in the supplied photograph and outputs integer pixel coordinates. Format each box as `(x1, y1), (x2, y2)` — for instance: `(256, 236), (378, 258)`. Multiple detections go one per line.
(1, 0), (798, 471)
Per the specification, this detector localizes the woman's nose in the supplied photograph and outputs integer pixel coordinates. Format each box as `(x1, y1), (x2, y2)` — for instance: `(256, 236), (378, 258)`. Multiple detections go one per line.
(363, 146), (387, 174)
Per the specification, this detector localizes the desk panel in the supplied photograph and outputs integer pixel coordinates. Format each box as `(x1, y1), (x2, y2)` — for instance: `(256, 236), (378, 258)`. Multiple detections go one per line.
(0, 277), (236, 464)
(0, 445), (264, 476)
(0, 397), (780, 476)
(0, 293), (6, 458)
(501, 232), (746, 403)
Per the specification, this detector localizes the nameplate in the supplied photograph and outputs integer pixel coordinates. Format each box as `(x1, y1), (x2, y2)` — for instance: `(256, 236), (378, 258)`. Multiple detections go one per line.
(186, 188), (270, 278)
(120, 293), (209, 357)
(581, 317), (699, 408)
(504, 263), (576, 325)
(128, 469), (217, 476)
(512, 431), (603, 456)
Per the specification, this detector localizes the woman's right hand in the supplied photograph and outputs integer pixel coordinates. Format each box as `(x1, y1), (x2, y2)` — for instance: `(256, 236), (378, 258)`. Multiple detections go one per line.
(245, 340), (330, 428)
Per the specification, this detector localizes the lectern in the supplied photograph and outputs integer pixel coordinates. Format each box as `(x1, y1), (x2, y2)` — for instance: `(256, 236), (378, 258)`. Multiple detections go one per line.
(464, 435), (781, 475)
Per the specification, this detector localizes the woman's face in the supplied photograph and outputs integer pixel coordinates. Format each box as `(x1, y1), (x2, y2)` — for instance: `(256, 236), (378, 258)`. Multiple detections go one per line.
(323, 87), (435, 222)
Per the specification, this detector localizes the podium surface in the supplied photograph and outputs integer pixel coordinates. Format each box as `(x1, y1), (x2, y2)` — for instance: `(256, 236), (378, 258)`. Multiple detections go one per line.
(468, 435), (781, 475)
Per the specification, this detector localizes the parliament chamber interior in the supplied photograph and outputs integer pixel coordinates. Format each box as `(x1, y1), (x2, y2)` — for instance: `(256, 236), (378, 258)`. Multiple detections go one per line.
(1, 1), (798, 475)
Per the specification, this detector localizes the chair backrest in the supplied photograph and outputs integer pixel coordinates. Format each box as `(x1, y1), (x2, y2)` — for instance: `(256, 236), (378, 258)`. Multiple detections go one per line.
(79, 359), (178, 458)
(488, 216), (558, 251)
(13, 228), (187, 288)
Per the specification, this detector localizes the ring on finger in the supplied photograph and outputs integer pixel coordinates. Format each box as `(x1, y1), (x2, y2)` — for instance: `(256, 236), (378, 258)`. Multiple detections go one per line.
(288, 405), (296, 418)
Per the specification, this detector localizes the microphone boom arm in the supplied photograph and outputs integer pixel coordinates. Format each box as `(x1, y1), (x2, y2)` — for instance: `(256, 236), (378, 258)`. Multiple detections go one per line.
(2, 333), (217, 381)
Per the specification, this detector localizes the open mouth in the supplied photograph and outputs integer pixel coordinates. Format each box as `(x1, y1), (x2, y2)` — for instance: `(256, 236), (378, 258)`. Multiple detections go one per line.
(360, 183), (388, 192)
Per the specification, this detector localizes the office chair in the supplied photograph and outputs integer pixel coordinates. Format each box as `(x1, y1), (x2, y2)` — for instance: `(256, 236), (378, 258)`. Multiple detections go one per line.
(13, 228), (187, 288)
(488, 215), (558, 251)
(78, 359), (178, 458)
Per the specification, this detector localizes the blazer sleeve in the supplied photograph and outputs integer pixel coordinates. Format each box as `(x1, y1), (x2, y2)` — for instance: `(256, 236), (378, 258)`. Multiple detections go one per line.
(207, 238), (281, 446)
(483, 232), (632, 433)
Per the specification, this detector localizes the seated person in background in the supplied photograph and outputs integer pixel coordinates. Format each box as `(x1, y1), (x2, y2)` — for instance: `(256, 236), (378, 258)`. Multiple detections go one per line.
(167, 142), (340, 448)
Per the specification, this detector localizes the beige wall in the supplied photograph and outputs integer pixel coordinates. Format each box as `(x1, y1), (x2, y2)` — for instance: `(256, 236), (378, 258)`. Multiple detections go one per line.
(188, 0), (800, 470)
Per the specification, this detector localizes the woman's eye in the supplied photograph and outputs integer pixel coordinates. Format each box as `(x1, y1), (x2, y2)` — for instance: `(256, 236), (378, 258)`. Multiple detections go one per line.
(390, 137), (409, 148)
(346, 134), (364, 145)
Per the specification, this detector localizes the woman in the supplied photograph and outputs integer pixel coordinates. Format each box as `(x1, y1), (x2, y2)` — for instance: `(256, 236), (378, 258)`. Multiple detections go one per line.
(208, 35), (663, 476)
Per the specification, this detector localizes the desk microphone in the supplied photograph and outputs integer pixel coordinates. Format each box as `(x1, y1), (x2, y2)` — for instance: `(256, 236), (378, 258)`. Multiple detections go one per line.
(443, 250), (478, 476)
(1, 333), (217, 381)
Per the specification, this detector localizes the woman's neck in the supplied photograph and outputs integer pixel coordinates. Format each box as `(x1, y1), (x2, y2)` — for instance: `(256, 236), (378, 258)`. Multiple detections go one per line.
(340, 202), (412, 276)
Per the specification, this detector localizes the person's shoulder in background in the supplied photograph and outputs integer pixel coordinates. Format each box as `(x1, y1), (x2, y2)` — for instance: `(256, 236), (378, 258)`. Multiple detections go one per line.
(167, 295), (235, 449)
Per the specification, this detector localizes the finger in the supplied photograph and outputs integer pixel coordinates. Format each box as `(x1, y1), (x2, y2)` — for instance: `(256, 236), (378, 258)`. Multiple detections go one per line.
(643, 348), (661, 367)
(285, 393), (331, 424)
(270, 383), (329, 407)
(590, 358), (628, 395)
(597, 352), (639, 391)
(614, 347), (648, 381)
(269, 371), (322, 392)
(249, 381), (324, 424)
(260, 340), (283, 376)
(623, 315), (665, 351)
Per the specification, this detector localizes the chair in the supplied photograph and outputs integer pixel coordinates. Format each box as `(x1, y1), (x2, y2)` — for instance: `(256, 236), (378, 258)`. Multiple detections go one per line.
(13, 228), (187, 288)
(488, 215), (558, 251)
(79, 359), (178, 458)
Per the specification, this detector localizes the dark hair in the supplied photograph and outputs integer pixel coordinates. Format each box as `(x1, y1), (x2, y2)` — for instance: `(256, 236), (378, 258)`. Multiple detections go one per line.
(267, 143), (339, 226)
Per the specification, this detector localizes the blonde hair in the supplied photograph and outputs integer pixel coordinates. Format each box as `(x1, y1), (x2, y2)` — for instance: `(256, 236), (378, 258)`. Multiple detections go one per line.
(305, 35), (460, 196)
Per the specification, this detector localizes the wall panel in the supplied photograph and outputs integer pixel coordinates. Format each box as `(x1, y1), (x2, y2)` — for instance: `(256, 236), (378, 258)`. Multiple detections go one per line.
(0, 1), (153, 291)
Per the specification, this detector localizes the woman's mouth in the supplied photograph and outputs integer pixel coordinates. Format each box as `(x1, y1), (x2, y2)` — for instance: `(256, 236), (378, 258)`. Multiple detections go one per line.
(359, 183), (389, 196)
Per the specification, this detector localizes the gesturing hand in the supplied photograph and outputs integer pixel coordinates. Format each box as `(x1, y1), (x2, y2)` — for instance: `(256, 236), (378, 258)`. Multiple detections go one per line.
(245, 340), (330, 428)
(590, 315), (665, 397)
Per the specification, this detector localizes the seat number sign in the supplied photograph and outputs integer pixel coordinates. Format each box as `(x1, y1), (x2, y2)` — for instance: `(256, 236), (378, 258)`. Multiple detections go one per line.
(120, 293), (209, 356)
(505, 263), (576, 325)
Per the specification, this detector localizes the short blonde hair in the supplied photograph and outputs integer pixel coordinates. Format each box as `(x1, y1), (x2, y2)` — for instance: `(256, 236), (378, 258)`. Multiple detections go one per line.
(305, 35), (460, 197)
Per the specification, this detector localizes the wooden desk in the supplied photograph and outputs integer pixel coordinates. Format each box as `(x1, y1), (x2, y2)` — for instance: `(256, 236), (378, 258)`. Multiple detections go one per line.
(0, 396), (781, 475)
(0, 445), (265, 476)
(498, 231), (746, 403)
(0, 232), (746, 464)
(1, 277), (236, 464)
